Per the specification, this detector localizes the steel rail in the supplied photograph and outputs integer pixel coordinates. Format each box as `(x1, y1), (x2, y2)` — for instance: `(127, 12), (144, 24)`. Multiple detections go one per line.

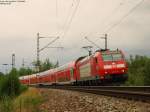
(45, 86), (150, 103)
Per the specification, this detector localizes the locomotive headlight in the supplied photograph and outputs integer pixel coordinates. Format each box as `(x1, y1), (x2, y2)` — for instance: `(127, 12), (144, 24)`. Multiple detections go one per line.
(122, 70), (125, 72)
(117, 64), (125, 68)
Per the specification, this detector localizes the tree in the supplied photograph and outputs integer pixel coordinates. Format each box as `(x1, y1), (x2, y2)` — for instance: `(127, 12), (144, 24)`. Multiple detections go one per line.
(144, 59), (150, 85)
(32, 59), (58, 72)
(0, 72), (4, 78)
(18, 67), (33, 76)
(18, 67), (26, 76)
(8, 68), (21, 96)
(126, 55), (150, 86)
(54, 60), (59, 68)
(0, 68), (21, 98)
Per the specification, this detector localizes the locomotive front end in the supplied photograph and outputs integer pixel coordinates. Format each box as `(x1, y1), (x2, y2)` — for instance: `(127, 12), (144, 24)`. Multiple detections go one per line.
(99, 49), (128, 81)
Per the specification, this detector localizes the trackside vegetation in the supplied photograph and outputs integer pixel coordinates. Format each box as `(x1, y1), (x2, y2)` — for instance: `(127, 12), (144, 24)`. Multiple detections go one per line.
(0, 88), (43, 112)
(0, 68), (28, 112)
(0, 59), (58, 112)
(126, 55), (150, 86)
(0, 68), (27, 99)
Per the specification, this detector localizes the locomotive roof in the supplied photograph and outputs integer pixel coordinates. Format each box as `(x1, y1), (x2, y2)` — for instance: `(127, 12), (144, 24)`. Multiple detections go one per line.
(96, 49), (121, 54)
(75, 49), (122, 63)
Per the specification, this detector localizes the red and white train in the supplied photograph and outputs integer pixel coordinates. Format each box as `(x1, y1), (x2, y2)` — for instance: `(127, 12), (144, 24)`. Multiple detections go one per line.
(19, 49), (128, 86)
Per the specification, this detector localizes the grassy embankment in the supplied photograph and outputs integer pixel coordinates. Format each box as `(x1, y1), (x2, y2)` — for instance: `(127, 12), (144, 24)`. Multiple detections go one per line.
(0, 87), (43, 112)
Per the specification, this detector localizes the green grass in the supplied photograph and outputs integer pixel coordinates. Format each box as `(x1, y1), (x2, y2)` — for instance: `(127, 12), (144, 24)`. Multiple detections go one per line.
(0, 88), (43, 112)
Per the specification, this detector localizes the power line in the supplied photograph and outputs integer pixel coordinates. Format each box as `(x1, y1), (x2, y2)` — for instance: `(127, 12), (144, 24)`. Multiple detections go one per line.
(104, 0), (144, 33)
(57, 0), (80, 50)
(55, 0), (76, 48)
(87, 0), (127, 37)
(61, 0), (80, 39)
(39, 37), (60, 52)
(58, 0), (75, 36)
(84, 37), (101, 49)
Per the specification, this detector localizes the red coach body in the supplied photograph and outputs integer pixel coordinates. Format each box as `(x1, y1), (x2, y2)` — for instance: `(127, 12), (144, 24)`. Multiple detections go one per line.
(55, 61), (76, 84)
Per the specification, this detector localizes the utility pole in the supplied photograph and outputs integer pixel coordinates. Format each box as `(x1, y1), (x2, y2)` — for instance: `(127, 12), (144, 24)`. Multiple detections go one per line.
(12, 53), (15, 68)
(37, 33), (40, 72)
(82, 46), (93, 56)
(36, 33), (63, 72)
(100, 34), (107, 50)
(22, 58), (25, 67)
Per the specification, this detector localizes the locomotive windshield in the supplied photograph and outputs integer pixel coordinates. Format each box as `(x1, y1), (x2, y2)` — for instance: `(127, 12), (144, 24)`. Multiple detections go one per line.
(102, 54), (113, 61)
(102, 52), (123, 61)
(112, 53), (123, 61)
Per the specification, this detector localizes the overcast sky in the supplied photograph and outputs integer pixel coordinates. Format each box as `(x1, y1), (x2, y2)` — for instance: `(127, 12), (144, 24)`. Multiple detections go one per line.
(0, 0), (149, 72)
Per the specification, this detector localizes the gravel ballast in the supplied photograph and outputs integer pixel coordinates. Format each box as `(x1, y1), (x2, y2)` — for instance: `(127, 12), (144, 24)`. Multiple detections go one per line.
(39, 88), (150, 112)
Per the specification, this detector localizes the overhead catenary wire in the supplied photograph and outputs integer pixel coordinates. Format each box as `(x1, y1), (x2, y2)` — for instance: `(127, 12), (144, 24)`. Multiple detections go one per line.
(56, 0), (80, 51)
(85, 0), (145, 49)
(55, 0), (77, 49)
(61, 0), (80, 39)
(85, 0), (128, 48)
(57, 0), (76, 36)
(55, 0), (145, 52)
(104, 0), (144, 33)
(84, 37), (101, 49)
(57, 0), (75, 37)
(87, 0), (127, 37)
(39, 37), (60, 52)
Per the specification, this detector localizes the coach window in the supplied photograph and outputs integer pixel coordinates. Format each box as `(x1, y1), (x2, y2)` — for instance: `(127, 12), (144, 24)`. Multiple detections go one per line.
(70, 68), (74, 77)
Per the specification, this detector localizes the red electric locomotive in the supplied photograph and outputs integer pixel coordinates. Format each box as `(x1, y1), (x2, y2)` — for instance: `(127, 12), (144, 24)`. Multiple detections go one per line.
(19, 49), (128, 86)
(74, 49), (128, 85)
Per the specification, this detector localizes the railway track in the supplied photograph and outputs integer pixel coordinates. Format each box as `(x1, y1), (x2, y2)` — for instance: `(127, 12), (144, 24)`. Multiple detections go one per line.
(43, 86), (150, 103)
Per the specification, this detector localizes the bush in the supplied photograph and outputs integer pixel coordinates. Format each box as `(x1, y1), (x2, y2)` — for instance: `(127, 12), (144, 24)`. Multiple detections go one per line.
(0, 96), (14, 112)
(0, 68), (27, 99)
(20, 85), (28, 93)
(144, 59), (150, 85)
(126, 55), (150, 86)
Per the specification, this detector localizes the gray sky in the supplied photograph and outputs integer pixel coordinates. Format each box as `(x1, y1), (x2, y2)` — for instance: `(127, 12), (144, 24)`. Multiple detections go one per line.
(0, 0), (149, 72)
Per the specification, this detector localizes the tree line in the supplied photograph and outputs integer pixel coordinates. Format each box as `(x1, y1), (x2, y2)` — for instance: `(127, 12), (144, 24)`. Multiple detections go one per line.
(0, 59), (58, 99)
(126, 55), (150, 86)
(18, 59), (59, 76)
